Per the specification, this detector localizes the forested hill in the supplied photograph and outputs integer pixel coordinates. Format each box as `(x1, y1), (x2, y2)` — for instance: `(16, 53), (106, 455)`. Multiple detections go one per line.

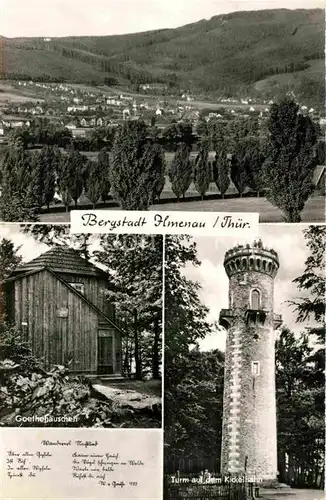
(2, 8), (324, 102)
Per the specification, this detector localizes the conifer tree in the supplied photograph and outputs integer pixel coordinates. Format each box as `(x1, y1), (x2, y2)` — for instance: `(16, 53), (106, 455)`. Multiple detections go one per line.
(28, 151), (44, 209)
(150, 143), (166, 204)
(97, 148), (111, 204)
(85, 161), (103, 208)
(168, 143), (192, 202)
(194, 138), (210, 200)
(110, 121), (159, 210)
(213, 150), (230, 198)
(39, 145), (56, 209)
(56, 152), (71, 212)
(57, 149), (85, 208)
(0, 140), (39, 221)
(262, 98), (318, 222)
(230, 153), (248, 197)
(242, 141), (265, 197)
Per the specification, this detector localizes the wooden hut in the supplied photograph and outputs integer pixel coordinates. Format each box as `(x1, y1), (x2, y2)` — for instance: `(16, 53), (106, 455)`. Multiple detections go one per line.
(3, 246), (123, 376)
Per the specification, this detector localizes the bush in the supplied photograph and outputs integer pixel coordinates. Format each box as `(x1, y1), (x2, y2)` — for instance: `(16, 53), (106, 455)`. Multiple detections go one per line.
(0, 325), (42, 373)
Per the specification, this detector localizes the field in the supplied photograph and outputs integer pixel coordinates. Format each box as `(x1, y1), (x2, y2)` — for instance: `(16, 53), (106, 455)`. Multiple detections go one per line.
(39, 195), (325, 223)
(0, 83), (41, 103)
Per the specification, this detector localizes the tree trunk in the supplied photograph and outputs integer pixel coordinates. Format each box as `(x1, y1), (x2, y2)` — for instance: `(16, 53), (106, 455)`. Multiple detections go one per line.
(278, 451), (286, 483)
(152, 316), (160, 379)
(284, 209), (301, 223)
(65, 204), (69, 213)
(123, 339), (129, 376)
(133, 308), (142, 380)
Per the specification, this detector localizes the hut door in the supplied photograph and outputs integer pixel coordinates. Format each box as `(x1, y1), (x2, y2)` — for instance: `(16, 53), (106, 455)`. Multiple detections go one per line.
(97, 331), (113, 374)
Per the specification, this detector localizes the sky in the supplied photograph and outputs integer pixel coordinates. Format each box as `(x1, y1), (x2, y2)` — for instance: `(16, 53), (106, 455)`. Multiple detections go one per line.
(182, 224), (318, 352)
(1, 0), (324, 37)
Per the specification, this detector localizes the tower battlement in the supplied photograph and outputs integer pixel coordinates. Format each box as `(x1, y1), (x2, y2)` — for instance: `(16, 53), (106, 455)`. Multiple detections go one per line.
(224, 239), (279, 278)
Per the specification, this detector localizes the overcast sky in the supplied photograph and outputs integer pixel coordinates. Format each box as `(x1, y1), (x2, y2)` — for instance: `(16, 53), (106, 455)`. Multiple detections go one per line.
(1, 0), (324, 37)
(183, 224), (318, 352)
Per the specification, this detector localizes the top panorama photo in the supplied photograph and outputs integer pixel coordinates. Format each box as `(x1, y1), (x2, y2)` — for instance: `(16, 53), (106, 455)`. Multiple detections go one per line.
(0, 2), (325, 223)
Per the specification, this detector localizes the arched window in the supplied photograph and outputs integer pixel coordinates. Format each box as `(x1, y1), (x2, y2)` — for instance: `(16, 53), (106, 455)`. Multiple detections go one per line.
(251, 289), (261, 310)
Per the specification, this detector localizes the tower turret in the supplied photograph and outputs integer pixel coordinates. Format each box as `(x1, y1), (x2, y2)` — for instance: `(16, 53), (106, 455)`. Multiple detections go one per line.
(219, 240), (282, 482)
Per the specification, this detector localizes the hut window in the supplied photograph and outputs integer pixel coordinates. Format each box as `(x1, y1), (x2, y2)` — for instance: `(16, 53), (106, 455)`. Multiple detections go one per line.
(252, 361), (260, 376)
(250, 289), (261, 310)
(70, 283), (85, 294)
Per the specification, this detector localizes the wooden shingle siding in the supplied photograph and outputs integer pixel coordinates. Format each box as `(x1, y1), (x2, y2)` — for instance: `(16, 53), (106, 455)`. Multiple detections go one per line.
(5, 246), (123, 376)
(58, 273), (115, 321)
(14, 270), (99, 372)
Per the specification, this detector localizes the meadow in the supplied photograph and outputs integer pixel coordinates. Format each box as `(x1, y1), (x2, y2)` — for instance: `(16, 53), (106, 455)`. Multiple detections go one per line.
(39, 195), (325, 223)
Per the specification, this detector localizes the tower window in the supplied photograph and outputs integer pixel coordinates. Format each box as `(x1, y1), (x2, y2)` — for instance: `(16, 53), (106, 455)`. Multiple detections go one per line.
(252, 361), (260, 376)
(250, 289), (261, 310)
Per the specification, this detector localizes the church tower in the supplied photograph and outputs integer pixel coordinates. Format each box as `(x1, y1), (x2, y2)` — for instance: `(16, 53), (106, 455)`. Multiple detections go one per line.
(219, 240), (282, 482)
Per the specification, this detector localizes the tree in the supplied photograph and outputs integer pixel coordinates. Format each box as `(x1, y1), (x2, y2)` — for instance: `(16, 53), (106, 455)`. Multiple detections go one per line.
(109, 121), (161, 210)
(276, 226), (326, 488)
(164, 235), (212, 357)
(164, 235), (221, 469)
(168, 143), (192, 202)
(261, 98), (318, 222)
(97, 148), (111, 204)
(193, 138), (210, 200)
(276, 327), (324, 488)
(290, 225), (325, 400)
(162, 122), (194, 152)
(230, 154), (248, 197)
(0, 238), (21, 279)
(243, 141), (265, 196)
(39, 145), (56, 210)
(150, 144), (166, 205)
(0, 238), (22, 323)
(207, 119), (225, 151)
(57, 149), (85, 209)
(23, 224), (94, 261)
(291, 225), (325, 337)
(213, 150), (230, 198)
(94, 235), (163, 380)
(0, 140), (39, 221)
(27, 152), (44, 210)
(165, 349), (224, 469)
(85, 161), (103, 208)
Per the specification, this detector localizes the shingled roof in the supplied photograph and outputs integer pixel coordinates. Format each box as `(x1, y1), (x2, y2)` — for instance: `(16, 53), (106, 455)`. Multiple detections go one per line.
(13, 246), (106, 278)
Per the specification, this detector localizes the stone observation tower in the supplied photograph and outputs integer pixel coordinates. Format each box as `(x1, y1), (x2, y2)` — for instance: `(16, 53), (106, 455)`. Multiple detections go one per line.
(219, 240), (282, 482)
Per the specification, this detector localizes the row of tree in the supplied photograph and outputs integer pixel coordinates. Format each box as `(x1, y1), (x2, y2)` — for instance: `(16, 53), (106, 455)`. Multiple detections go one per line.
(0, 98), (322, 222)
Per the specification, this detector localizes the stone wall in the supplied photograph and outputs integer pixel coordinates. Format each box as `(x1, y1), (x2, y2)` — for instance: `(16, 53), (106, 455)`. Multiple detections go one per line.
(221, 268), (278, 481)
